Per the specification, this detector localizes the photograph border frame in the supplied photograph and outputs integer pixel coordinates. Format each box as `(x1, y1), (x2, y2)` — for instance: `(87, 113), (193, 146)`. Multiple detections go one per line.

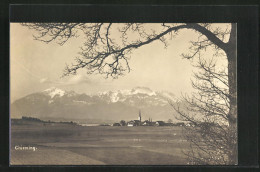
(1, 1), (259, 171)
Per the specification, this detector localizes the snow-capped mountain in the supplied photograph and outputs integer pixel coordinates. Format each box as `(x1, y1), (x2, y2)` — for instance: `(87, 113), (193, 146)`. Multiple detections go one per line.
(43, 87), (66, 98)
(97, 87), (167, 104)
(43, 87), (77, 98)
(11, 87), (178, 122)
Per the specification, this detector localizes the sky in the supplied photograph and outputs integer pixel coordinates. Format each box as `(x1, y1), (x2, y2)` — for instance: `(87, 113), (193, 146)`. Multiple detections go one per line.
(10, 23), (229, 103)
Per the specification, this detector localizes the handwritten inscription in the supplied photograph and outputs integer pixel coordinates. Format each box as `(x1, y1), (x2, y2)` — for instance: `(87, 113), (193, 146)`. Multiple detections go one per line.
(15, 145), (37, 151)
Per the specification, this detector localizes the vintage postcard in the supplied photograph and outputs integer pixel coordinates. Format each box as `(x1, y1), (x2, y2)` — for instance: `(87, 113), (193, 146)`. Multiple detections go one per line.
(10, 23), (237, 165)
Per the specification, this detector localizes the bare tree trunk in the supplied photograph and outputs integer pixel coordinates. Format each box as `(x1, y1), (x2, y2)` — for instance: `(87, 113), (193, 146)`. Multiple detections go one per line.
(225, 23), (237, 164)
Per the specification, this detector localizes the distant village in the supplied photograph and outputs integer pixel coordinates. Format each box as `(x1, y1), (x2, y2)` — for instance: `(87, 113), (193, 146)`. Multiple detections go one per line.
(12, 111), (193, 127)
(111, 110), (189, 127)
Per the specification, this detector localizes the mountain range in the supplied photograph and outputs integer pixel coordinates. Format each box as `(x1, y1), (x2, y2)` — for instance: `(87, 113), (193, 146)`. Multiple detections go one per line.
(11, 87), (179, 123)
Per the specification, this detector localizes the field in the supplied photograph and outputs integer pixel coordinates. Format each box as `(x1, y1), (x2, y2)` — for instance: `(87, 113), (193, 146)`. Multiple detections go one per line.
(10, 122), (190, 165)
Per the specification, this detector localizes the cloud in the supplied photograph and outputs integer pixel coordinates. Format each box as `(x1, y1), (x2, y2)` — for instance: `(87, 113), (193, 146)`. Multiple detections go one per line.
(65, 74), (92, 85)
(39, 77), (64, 84)
(39, 78), (49, 83)
(39, 74), (95, 86)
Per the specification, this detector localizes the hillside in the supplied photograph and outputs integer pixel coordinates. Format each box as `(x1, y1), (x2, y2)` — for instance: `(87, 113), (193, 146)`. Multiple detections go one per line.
(11, 87), (179, 122)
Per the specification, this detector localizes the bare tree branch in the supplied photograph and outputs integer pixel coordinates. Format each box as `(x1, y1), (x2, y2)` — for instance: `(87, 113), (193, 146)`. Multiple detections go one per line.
(22, 23), (237, 165)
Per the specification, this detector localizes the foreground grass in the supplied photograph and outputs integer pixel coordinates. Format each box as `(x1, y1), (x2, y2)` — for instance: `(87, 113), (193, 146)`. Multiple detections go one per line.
(11, 122), (189, 165)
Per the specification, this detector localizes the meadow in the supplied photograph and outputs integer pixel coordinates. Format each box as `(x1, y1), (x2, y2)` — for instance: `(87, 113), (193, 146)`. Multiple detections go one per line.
(10, 122), (190, 165)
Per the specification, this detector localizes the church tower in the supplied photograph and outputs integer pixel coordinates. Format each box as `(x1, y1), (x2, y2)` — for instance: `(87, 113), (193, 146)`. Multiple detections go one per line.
(138, 110), (142, 122)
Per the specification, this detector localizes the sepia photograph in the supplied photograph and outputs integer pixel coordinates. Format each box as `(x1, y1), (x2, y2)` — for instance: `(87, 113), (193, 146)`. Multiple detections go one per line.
(10, 23), (237, 165)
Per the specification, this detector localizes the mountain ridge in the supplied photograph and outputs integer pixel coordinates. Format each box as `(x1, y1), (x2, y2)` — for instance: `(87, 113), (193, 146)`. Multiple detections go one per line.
(11, 87), (179, 122)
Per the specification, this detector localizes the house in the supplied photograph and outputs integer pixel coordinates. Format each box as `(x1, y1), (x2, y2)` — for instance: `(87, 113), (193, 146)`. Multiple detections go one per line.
(164, 123), (174, 126)
(142, 120), (157, 126)
(127, 120), (141, 126)
(127, 121), (136, 127)
(185, 123), (194, 127)
(112, 123), (121, 126)
(150, 122), (156, 126)
(175, 122), (185, 126)
(133, 120), (142, 126)
(155, 121), (165, 126)
(154, 121), (174, 126)
(142, 120), (150, 126)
